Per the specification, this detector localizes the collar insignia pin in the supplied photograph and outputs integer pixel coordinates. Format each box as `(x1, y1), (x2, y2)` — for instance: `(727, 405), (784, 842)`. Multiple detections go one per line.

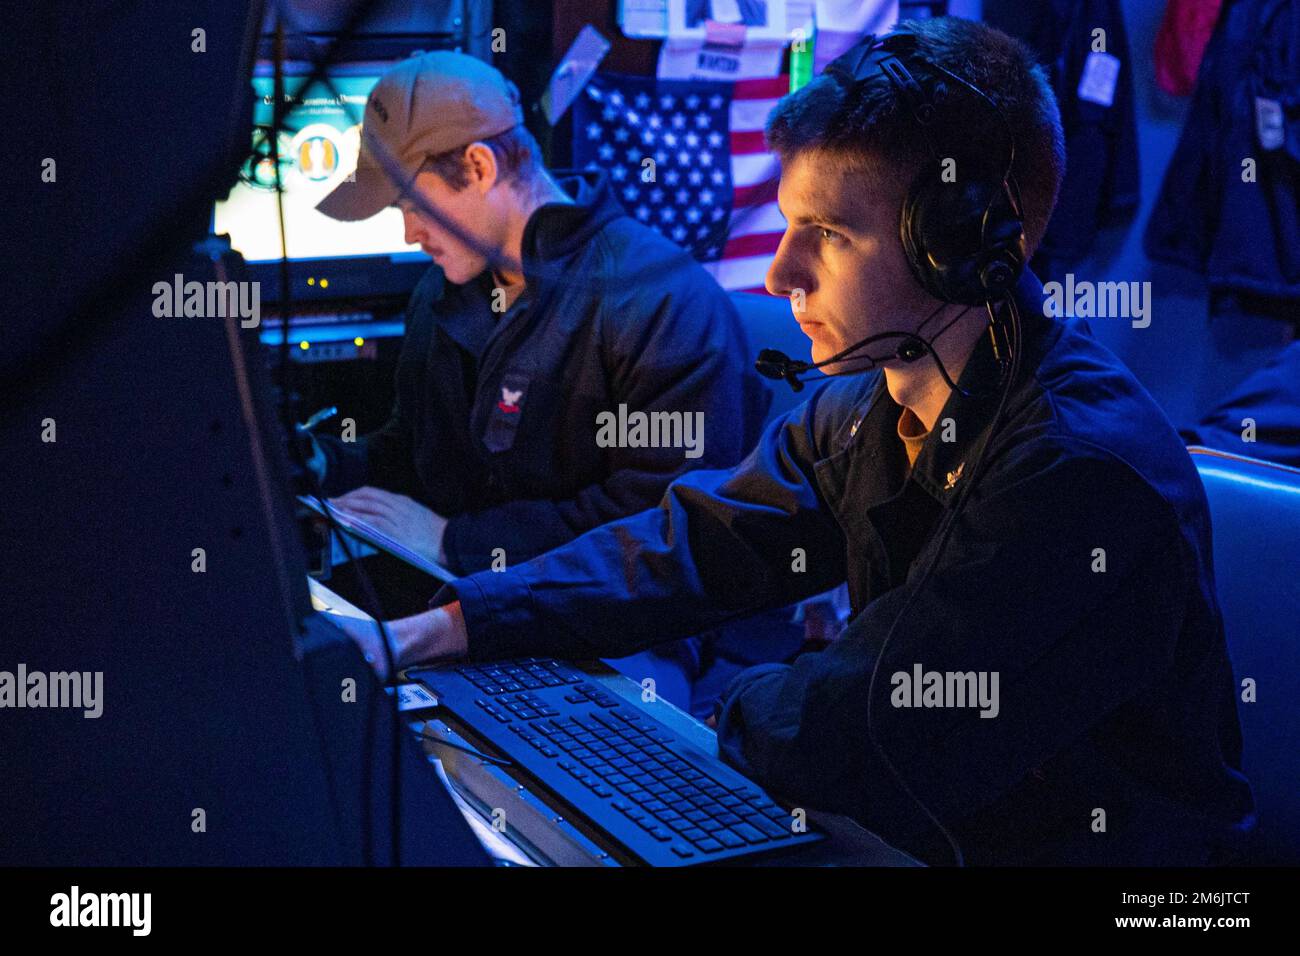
(944, 462), (965, 490)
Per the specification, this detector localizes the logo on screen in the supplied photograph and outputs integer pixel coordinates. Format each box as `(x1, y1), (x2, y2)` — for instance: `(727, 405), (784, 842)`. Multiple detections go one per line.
(291, 125), (343, 182)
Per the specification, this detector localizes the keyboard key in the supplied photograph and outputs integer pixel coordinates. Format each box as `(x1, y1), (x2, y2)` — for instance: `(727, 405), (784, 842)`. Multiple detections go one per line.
(746, 815), (792, 839)
(694, 838), (725, 853)
(715, 830), (746, 849)
(731, 823), (769, 844)
(671, 844), (696, 858)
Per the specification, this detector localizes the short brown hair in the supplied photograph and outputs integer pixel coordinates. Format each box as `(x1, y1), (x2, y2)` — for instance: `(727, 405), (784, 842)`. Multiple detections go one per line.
(423, 124), (543, 191)
(765, 17), (1065, 252)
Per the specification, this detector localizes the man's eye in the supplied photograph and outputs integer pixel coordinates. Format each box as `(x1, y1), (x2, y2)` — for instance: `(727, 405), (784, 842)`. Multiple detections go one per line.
(819, 227), (842, 244)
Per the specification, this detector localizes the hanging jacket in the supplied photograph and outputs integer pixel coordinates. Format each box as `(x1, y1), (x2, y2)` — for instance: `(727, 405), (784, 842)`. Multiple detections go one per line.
(985, 0), (1141, 269)
(1183, 339), (1300, 465)
(1145, 0), (1300, 302)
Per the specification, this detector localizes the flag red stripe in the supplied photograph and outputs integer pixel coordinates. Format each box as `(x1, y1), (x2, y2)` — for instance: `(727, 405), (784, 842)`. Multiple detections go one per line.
(734, 180), (779, 207)
(722, 231), (782, 259)
(729, 129), (769, 154)
(734, 76), (790, 100)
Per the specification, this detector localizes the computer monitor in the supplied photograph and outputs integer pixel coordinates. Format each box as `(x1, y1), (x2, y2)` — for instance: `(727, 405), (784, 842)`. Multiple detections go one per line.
(212, 60), (430, 305)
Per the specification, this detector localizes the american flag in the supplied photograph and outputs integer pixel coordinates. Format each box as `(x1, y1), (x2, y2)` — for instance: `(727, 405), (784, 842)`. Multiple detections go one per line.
(572, 73), (789, 295)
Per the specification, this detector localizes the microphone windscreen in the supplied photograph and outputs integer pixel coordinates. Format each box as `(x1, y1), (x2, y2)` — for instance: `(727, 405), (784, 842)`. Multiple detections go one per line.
(754, 349), (791, 380)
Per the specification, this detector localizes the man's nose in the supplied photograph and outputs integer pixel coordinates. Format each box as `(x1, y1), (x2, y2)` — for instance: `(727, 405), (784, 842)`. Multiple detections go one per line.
(765, 232), (807, 299)
(402, 208), (425, 246)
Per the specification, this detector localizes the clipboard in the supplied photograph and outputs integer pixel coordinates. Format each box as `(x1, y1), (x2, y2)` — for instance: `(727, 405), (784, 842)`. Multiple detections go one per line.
(299, 494), (456, 583)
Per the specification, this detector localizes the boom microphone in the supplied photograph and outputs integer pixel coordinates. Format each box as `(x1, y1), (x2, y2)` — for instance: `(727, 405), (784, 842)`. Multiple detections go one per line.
(755, 332), (929, 393)
(755, 302), (1009, 396)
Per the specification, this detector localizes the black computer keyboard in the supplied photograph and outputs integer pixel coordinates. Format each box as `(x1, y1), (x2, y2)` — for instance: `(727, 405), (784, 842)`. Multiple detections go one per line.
(409, 658), (825, 866)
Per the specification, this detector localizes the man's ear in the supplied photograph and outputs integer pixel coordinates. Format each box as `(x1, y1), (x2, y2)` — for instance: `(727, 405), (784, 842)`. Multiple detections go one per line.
(462, 142), (500, 193)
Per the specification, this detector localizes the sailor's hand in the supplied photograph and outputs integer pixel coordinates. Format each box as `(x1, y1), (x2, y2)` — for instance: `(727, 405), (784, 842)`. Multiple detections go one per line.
(331, 604), (470, 682)
(328, 486), (449, 566)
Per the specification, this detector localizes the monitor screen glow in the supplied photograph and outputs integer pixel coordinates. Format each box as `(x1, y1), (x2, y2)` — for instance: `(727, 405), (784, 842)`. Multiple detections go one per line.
(214, 70), (422, 265)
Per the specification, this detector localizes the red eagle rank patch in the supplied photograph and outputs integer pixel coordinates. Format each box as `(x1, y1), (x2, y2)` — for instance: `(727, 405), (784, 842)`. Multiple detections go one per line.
(497, 386), (523, 413)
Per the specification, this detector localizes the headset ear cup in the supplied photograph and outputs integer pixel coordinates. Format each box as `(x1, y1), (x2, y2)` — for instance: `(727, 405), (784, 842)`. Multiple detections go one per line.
(901, 163), (987, 304)
(899, 177), (940, 299)
(901, 164), (1027, 305)
(976, 182), (1027, 295)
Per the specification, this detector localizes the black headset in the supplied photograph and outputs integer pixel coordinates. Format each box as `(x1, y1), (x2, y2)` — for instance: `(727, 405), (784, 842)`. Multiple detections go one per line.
(824, 31), (1027, 307)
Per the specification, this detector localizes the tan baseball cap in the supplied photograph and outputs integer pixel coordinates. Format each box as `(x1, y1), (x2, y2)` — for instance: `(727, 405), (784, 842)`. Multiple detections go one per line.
(316, 50), (524, 222)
